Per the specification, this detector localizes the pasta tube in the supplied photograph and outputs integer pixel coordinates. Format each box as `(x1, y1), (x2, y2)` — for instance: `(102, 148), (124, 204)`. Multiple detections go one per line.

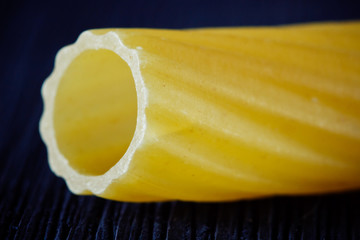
(40, 21), (360, 202)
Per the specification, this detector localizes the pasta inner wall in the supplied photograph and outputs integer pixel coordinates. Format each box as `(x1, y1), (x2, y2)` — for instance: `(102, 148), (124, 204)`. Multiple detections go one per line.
(53, 49), (137, 176)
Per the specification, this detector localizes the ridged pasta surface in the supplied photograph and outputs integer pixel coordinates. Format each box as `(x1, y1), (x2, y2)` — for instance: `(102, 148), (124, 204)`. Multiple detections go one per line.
(40, 22), (360, 202)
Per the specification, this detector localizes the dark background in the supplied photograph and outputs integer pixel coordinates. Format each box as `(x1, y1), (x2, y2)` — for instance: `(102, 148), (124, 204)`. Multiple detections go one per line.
(1, 0), (360, 239)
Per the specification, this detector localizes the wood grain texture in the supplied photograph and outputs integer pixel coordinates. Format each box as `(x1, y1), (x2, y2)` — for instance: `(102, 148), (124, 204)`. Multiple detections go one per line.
(1, 0), (360, 239)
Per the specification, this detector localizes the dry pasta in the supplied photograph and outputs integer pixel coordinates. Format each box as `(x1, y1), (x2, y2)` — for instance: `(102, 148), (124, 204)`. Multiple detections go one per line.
(40, 21), (360, 202)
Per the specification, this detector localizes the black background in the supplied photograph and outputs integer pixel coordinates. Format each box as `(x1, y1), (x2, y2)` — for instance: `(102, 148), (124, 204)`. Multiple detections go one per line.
(1, 0), (360, 239)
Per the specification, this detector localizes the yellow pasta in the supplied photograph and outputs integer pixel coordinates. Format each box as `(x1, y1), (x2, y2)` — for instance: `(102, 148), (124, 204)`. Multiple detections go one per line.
(40, 21), (360, 202)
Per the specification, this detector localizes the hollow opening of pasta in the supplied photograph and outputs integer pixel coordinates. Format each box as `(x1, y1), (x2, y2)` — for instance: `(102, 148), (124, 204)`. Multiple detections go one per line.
(53, 49), (137, 176)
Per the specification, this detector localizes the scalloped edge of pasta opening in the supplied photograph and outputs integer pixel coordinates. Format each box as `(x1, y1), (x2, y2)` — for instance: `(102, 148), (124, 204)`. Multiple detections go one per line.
(39, 30), (147, 195)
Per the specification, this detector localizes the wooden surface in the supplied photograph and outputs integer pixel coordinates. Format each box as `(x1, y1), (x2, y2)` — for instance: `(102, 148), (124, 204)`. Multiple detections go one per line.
(1, 0), (360, 239)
